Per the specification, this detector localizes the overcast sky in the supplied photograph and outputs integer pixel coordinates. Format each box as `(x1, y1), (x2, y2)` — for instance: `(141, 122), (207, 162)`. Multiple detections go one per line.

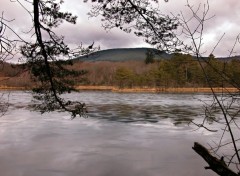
(1, 0), (240, 57)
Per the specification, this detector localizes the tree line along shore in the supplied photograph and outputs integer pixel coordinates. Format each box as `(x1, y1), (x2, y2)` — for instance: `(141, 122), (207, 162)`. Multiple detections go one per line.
(0, 53), (240, 93)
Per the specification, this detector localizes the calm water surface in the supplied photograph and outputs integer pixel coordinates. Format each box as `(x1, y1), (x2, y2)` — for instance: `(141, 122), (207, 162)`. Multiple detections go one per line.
(0, 91), (225, 176)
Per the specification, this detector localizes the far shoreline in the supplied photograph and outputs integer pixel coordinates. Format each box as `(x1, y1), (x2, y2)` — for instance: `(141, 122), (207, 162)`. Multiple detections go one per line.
(0, 85), (239, 93)
(75, 86), (239, 93)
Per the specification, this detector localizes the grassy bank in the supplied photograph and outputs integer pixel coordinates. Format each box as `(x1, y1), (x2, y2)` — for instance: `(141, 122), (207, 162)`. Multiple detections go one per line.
(0, 85), (238, 93)
(0, 86), (30, 91)
(75, 86), (239, 93)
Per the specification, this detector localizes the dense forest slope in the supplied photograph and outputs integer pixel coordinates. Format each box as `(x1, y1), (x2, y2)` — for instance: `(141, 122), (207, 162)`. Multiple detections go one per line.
(75, 48), (171, 61)
(75, 48), (238, 62)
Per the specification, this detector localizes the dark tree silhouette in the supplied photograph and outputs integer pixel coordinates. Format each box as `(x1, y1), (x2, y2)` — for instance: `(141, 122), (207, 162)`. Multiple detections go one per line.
(0, 12), (20, 116)
(88, 0), (183, 52)
(18, 0), (92, 118)
(177, 1), (240, 175)
(145, 49), (155, 64)
(0, 13), (20, 62)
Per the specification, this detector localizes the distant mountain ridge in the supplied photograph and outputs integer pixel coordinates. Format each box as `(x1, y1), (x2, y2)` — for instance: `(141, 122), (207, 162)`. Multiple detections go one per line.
(75, 48), (172, 62)
(74, 47), (240, 62)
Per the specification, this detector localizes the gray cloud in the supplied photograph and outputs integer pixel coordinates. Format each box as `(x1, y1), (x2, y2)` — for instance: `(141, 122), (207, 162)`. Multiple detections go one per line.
(56, 22), (149, 49)
(60, 0), (240, 57)
(161, 0), (240, 56)
(1, 0), (240, 57)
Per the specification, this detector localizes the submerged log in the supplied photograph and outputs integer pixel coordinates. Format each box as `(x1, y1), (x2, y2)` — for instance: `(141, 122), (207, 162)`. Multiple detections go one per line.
(192, 142), (239, 176)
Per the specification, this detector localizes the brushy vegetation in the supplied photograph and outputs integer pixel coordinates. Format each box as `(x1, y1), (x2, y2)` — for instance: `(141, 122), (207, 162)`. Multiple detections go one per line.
(1, 53), (240, 89)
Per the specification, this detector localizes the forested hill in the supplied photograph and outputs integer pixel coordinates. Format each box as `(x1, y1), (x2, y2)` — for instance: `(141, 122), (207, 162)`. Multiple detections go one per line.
(75, 47), (239, 62)
(75, 48), (172, 62)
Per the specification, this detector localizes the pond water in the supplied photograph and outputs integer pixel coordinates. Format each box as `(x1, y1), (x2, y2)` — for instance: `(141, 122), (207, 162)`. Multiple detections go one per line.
(0, 91), (228, 176)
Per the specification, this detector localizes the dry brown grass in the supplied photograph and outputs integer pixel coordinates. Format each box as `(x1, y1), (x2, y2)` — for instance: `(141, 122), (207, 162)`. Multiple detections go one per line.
(75, 86), (239, 93)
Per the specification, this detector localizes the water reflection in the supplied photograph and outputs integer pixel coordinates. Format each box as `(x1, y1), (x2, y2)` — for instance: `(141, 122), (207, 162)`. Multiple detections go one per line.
(2, 91), (223, 127)
(2, 91), (205, 126)
(88, 103), (198, 126)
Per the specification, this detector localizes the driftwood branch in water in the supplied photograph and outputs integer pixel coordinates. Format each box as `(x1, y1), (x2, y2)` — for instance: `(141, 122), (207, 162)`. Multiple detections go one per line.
(192, 142), (239, 176)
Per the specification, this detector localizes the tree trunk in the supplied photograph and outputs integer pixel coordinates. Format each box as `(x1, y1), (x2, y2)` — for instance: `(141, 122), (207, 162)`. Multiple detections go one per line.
(192, 142), (239, 176)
